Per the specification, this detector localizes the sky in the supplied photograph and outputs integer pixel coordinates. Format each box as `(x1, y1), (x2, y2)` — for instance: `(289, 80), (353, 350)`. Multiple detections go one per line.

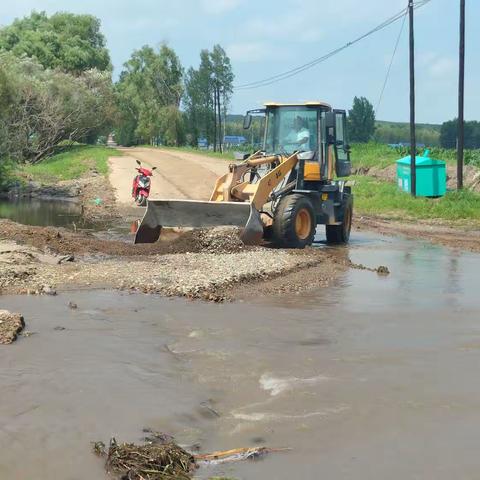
(1, 0), (478, 124)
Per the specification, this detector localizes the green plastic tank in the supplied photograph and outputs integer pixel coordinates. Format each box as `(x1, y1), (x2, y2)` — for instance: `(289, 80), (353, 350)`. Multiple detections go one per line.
(396, 150), (446, 197)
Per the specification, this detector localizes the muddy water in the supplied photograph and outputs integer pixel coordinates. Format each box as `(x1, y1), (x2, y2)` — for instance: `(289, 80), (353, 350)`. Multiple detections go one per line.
(1, 232), (480, 479)
(0, 197), (87, 228)
(0, 197), (131, 240)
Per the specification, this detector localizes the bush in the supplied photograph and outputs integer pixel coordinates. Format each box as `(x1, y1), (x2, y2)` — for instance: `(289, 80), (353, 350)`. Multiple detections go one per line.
(0, 52), (116, 163)
(0, 158), (16, 191)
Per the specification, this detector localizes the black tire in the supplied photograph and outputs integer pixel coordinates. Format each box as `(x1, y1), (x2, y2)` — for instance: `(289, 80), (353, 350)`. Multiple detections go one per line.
(263, 224), (273, 241)
(326, 195), (353, 244)
(272, 194), (316, 248)
(136, 194), (147, 207)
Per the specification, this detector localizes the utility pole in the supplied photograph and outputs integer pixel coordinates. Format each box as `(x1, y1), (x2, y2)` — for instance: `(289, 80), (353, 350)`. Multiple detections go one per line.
(457, 0), (465, 190)
(408, 0), (416, 196)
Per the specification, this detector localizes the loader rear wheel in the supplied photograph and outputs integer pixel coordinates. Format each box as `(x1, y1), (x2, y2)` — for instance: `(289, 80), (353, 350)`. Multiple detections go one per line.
(272, 194), (316, 248)
(326, 197), (352, 244)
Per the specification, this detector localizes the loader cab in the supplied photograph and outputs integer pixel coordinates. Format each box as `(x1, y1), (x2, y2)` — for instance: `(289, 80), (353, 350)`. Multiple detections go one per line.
(244, 102), (351, 181)
(263, 103), (324, 156)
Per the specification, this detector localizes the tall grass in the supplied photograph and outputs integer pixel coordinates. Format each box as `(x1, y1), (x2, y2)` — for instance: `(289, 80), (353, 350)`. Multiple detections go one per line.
(22, 145), (122, 182)
(351, 143), (480, 169)
(350, 143), (400, 170)
(354, 176), (480, 222)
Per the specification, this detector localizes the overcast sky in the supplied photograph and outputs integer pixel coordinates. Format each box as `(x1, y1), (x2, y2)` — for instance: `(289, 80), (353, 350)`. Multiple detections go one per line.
(1, 0), (478, 124)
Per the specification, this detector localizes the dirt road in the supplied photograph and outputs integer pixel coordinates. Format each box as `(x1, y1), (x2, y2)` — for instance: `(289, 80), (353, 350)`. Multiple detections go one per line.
(108, 147), (229, 205)
(0, 147), (351, 300)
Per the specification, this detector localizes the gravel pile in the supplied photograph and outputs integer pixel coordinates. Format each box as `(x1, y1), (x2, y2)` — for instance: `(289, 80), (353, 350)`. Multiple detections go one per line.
(0, 246), (327, 301)
(0, 220), (346, 301)
(173, 227), (246, 254)
(0, 220), (245, 257)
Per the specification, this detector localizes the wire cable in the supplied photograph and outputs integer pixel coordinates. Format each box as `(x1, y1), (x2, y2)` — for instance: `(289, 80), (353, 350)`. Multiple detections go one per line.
(234, 0), (432, 91)
(375, 10), (408, 115)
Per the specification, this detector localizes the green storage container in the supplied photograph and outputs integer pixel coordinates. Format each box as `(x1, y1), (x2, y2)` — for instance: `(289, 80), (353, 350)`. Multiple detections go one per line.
(396, 151), (446, 197)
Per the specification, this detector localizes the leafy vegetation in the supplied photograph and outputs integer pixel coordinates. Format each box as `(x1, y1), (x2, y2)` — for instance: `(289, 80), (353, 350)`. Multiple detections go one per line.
(440, 119), (480, 149)
(353, 175), (480, 223)
(348, 96), (376, 143)
(350, 143), (400, 169)
(0, 11), (110, 73)
(114, 44), (184, 147)
(184, 45), (234, 151)
(374, 120), (440, 146)
(0, 52), (116, 163)
(21, 145), (122, 182)
(0, 11), (237, 166)
(349, 143), (480, 223)
(351, 143), (480, 169)
(0, 158), (16, 191)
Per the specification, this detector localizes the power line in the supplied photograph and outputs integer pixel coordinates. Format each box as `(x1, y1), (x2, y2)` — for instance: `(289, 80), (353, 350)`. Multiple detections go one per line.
(234, 0), (432, 91)
(376, 10), (408, 115)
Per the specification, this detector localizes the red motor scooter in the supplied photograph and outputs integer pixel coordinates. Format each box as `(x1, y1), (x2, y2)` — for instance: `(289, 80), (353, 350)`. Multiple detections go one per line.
(132, 160), (156, 206)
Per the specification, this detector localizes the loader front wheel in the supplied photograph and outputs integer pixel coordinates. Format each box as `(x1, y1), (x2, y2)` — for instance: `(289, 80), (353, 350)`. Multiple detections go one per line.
(272, 194), (316, 248)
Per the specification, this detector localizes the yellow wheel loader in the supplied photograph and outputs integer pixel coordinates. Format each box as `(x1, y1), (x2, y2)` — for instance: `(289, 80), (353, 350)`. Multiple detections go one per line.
(135, 101), (353, 248)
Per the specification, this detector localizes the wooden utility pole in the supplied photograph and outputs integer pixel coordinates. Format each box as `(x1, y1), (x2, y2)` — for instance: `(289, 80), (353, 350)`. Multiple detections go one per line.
(408, 0), (416, 196)
(213, 89), (217, 152)
(457, 0), (466, 190)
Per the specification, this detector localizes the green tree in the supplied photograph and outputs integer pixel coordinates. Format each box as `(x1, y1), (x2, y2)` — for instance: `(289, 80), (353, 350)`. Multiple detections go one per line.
(440, 119), (457, 148)
(210, 44), (234, 152)
(184, 45), (234, 151)
(440, 119), (480, 149)
(374, 122), (440, 146)
(348, 96), (376, 143)
(0, 11), (111, 74)
(184, 50), (215, 146)
(115, 44), (184, 146)
(0, 53), (115, 162)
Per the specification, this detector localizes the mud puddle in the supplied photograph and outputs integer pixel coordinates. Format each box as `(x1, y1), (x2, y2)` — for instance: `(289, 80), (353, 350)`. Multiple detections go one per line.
(0, 197), (131, 240)
(1, 232), (480, 479)
(0, 197), (86, 228)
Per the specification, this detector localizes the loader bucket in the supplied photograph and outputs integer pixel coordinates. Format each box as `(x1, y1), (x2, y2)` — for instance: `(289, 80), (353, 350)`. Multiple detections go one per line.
(134, 199), (264, 245)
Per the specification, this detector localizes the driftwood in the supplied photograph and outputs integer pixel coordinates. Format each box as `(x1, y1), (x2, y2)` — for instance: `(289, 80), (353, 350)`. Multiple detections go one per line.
(195, 446), (291, 465)
(93, 435), (289, 479)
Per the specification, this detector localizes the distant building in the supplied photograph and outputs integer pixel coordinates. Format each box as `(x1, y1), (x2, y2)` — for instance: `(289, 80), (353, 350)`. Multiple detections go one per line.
(223, 135), (246, 147)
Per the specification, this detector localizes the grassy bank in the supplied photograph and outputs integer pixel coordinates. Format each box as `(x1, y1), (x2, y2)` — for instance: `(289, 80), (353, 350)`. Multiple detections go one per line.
(351, 143), (480, 170)
(21, 145), (122, 183)
(353, 176), (480, 224)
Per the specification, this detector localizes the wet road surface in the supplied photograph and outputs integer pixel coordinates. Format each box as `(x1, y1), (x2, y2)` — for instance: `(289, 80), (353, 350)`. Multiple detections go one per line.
(1, 231), (480, 479)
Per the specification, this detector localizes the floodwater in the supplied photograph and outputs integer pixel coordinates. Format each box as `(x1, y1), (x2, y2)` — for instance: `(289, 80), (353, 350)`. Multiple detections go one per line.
(1, 232), (480, 479)
(0, 197), (86, 228)
(0, 197), (131, 239)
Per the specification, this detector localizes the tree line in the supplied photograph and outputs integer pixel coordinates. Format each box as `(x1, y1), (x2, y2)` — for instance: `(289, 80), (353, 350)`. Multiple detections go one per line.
(1, 11), (477, 166)
(440, 119), (480, 149)
(0, 11), (235, 164)
(0, 12), (114, 163)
